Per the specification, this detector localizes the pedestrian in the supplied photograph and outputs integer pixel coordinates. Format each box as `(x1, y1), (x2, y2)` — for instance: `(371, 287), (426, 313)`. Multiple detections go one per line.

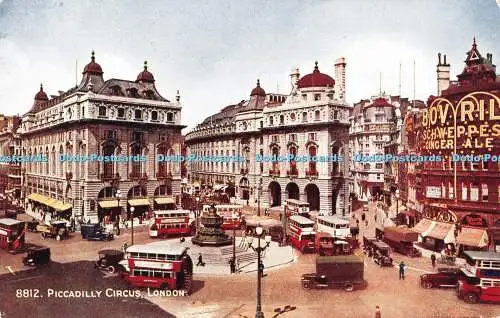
(375, 305), (381, 318)
(430, 253), (436, 268)
(115, 216), (120, 236)
(399, 261), (406, 280)
(197, 253), (204, 266)
(356, 219), (359, 226)
(365, 220), (368, 227)
(374, 214), (377, 222)
(362, 213), (366, 221)
(122, 242), (128, 253)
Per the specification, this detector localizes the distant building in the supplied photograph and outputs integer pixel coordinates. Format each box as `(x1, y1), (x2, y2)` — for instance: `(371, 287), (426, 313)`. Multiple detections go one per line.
(0, 115), (22, 207)
(185, 61), (351, 215)
(18, 52), (185, 222)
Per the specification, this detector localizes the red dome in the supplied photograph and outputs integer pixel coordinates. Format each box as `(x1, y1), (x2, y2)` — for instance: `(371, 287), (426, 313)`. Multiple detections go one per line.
(297, 62), (335, 89)
(250, 79), (266, 96)
(136, 61), (155, 83)
(371, 97), (391, 107)
(82, 51), (103, 75)
(34, 84), (48, 101)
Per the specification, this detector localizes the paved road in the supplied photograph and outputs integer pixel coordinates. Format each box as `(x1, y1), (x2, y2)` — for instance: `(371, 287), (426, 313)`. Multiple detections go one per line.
(1, 203), (499, 317)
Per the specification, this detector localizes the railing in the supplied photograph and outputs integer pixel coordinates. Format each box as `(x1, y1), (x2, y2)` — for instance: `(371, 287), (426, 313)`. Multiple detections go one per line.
(305, 170), (318, 177)
(129, 171), (148, 180)
(100, 172), (120, 180)
(156, 171), (173, 179)
(269, 169), (280, 177)
(287, 169), (298, 177)
(240, 168), (248, 175)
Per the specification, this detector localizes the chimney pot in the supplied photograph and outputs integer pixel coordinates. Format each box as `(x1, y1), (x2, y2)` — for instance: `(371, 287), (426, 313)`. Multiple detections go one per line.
(438, 53), (441, 65)
(443, 54), (447, 65)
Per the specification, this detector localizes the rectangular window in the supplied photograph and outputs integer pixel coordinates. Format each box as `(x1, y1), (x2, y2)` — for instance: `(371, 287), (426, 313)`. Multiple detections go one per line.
(117, 108), (125, 118)
(449, 183), (454, 199)
(151, 111), (158, 121)
(314, 94), (321, 101)
(470, 185), (479, 201)
(462, 183), (468, 201)
(302, 94), (307, 101)
(98, 106), (107, 117)
(134, 109), (142, 120)
(271, 135), (279, 143)
(289, 134), (297, 142)
(482, 184), (489, 201)
(376, 174), (381, 180)
(308, 133), (317, 141)
(375, 163), (383, 169)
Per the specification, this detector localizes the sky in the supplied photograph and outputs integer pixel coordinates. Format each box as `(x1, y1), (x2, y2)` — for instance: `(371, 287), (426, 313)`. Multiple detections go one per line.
(0, 0), (499, 132)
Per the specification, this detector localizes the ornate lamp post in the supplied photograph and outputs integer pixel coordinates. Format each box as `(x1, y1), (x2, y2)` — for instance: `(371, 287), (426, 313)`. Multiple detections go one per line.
(257, 178), (263, 217)
(246, 224), (271, 318)
(115, 189), (121, 236)
(395, 188), (400, 222)
(130, 206), (135, 245)
(195, 196), (201, 235)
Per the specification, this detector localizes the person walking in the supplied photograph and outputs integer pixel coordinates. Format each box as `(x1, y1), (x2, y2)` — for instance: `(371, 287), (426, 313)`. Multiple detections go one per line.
(399, 261), (406, 280)
(375, 305), (381, 318)
(197, 253), (204, 266)
(431, 253), (436, 268)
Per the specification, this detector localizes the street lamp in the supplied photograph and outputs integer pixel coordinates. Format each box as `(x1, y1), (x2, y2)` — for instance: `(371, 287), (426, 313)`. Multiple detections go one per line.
(115, 189), (121, 236)
(395, 189), (400, 222)
(232, 214), (238, 273)
(130, 206), (135, 245)
(195, 196), (200, 236)
(246, 224), (272, 318)
(257, 178), (263, 217)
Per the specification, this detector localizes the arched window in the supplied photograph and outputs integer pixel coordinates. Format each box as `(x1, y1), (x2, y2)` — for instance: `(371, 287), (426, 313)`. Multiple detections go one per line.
(131, 144), (142, 177)
(166, 112), (173, 122)
(308, 146), (317, 174)
(314, 110), (320, 121)
(279, 115), (284, 125)
(151, 111), (158, 121)
(134, 109), (142, 120)
(98, 106), (107, 117)
(269, 116), (274, 126)
(302, 112), (308, 123)
(102, 144), (115, 178)
(272, 147), (279, 173)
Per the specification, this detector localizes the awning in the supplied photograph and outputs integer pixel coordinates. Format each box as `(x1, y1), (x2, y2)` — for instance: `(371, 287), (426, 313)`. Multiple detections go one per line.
(213, 184), (225, 191)
(413, 218), (435, 237)
(426, 221), (455, 243)
(456, 227), (489, 248)
(128, 198), (151, 207)
(53, 202), (72, 211)
(5, 189), (15, 194)
(27, 193), (72, 211)
(99, 200), (120, 209)
(154, 197), (175, 205)
(28, 193), (45, 203)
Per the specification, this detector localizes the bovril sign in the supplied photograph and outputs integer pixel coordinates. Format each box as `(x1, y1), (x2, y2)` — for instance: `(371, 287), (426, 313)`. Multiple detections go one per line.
(421, 92), (500, 152)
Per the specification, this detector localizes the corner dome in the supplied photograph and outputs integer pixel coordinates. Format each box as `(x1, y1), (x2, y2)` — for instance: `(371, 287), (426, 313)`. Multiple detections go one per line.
(34, 83), (48, 101)
(297, 61), (335, 89)
(250, 79), (266, 96)
(136, 60), (155, 83)
(82, 50), (103, 75)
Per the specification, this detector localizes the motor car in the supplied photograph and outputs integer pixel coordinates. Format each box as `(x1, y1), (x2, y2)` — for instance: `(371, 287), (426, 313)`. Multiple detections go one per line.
(95, 249), (125, 274)
(23, 246), (51, 266)
(420, 268), (466, 289)
(36, 221), (69, 241)
(81, 223), (114, 241)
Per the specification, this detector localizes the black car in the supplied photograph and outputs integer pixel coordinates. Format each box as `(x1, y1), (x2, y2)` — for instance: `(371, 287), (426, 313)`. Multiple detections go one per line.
(81, 224), (114, 241)
(23, 246), (51, 266)
(95, 249), (124, 274)
(420, 268), (466, 289)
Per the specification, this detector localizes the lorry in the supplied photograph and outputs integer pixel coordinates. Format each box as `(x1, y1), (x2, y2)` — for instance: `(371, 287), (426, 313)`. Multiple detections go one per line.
(301, 255), (364, 291)
(381, 226), (421, 257)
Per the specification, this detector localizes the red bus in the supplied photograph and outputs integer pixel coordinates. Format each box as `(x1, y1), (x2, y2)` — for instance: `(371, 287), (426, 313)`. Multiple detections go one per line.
(149, 210), (191, 238)
(0, 218), (25, 250)
(202, 204), (243, 229)
(287, 215), (315, 253)
(284, 199), (310, 217)
(120, 243), (193, 293)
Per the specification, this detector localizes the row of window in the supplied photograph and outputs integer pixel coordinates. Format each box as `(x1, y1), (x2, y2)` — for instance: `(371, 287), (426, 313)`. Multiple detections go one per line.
(317, 219), (349, 229)
(301, 93), (334, 101)
(127, 252), (178, 261)
(132, 269), (172, 279)
(268, 110), (340, 126)
(98, 106), (175, 122)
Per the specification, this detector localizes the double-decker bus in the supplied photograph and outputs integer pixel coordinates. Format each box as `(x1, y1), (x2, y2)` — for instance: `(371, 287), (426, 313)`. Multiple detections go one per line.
(120, 242), (193, 293)
(287, 215), (315, 253)
(202, 204), (243, 229)
(315, 215), (357, 251)
(284, 199), (310, 217)
(149, 210), (192, 238)
(457, 251), (500, 304)
(0, 218), (25, 250)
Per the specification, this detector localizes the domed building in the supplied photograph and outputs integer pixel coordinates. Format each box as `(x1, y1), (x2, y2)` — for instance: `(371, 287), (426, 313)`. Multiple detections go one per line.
(19, 51), (185, 224)
(185, 59), (352, 216)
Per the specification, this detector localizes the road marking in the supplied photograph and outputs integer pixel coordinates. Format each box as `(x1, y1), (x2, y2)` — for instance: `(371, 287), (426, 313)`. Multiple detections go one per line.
(5, 266), (15, 275)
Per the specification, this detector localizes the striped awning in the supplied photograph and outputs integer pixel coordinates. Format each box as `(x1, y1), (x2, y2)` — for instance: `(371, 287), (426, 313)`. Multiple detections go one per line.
(413, 218), (434, 237)
(456, 227), (489, 248)
(99, 200), (120, 209)
(128, 198), (151, 207)
(154, 197), (175, 205)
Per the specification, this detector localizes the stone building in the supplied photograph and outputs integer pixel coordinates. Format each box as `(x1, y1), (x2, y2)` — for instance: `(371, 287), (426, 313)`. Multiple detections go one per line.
(18, 52), (185, 222)
(185, 60), (351, 215)
(0, 115), (22, 208)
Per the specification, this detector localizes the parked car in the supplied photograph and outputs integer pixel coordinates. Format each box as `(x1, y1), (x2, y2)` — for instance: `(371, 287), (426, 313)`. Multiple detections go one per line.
(23, 246), (51, 266)
(372, 241), (393, 267)
(95, 249), (125, 274)
(16, 214), (39, 232)
(81, 223), (114, 241)
(36, 221), (69, 240)
(420, 268), (466, 289)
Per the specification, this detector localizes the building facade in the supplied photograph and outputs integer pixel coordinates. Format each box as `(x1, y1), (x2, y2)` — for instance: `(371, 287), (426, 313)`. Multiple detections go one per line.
(411, 39), (500, 252)
(19, 52), (185, 223)
(0, 115), (22, 208)
(185, 61), (352, 215)
(349, 95), (418, 202)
